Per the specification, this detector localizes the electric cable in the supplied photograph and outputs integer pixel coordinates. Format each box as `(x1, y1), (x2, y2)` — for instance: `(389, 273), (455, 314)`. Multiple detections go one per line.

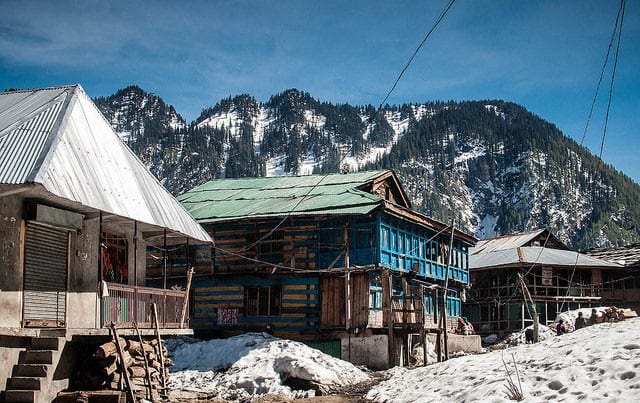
(377, 0), (457, 111)
(599, 0), (625, 159)
(563, 0), (626, 310)
(218, 0), (460, 267)
(579, 0), (624, 147)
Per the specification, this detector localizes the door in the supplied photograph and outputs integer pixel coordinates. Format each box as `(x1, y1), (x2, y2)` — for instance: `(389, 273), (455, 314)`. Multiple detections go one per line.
(22, 222), (69, 327)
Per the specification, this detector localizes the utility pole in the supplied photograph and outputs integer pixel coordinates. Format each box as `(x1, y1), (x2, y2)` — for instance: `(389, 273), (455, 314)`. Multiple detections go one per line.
(344, 223), (351, 331)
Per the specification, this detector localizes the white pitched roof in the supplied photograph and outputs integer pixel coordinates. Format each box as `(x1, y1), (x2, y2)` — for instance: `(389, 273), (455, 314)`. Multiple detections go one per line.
(0, 85), (211, 244)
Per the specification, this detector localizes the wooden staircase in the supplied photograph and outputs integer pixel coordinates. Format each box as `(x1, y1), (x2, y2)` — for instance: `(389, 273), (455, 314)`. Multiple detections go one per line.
(4, 337), (63, 403)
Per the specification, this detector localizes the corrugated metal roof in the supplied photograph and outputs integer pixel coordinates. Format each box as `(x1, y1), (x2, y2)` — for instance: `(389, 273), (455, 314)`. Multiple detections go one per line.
(0, 85), (211, 244)
(471, 229), (559, 254)
(179, 171), (387, 223)
(0, 87), (69, 184)
(470, 246), (623, 269)
(584, 244), (640, 268)
(180, 170), (478, 245)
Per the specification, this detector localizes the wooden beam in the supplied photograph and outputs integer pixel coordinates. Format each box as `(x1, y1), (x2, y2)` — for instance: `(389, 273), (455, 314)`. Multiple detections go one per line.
(384, 270), (394, 367)
(110, 323), (135, 403)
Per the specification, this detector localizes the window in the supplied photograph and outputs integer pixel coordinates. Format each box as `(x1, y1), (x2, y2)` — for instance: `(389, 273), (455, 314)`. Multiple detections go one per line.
(429, 241), (439, 262)
(381, 227), (390, 249)
(369, 273), (383, 309)
(245, 286), (281, 316)
(102, 231), (128, 284)
(247, 231), (285, 263)
(259, 232), (284, 259)
(369, 287), (383, 309)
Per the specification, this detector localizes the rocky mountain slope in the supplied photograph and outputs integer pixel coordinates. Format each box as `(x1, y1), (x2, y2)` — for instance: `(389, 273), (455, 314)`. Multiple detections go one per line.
(94, 86), (640, 248)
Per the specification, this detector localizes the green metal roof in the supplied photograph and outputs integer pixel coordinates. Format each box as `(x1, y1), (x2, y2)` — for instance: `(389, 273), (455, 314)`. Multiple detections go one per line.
(179, 170), (390, 223)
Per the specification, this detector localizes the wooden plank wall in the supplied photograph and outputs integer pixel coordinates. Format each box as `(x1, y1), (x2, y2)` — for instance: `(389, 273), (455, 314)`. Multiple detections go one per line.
(320, 275), (345, 328)
(211, 219), (317, 273)
(351, 272), (370, 327)
(190, 276), (319, 332)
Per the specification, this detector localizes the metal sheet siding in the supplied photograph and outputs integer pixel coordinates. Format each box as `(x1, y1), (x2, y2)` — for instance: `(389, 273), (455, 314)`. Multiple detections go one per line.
(23, 222), (68, 326)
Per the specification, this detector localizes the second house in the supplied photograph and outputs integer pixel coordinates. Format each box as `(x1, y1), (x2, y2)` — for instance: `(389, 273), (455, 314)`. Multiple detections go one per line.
(169, 170), (477, 368)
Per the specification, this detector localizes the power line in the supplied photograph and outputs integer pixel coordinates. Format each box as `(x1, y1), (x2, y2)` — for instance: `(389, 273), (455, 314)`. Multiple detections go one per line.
(563, 0), (626, 309)
(599, 0), (625, 159)
(377, 0), (457, 111)
(214, 1), (459, 269)
(579, 0), (624, 147)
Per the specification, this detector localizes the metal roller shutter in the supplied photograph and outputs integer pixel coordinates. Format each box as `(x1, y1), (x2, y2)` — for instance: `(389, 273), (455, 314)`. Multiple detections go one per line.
(23, 222), (69, 327)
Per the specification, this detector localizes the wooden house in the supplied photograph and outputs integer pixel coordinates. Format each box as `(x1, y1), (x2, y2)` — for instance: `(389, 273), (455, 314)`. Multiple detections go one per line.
(465, 229), (623, 335)
(584, 244), (640, 311)
(175, 170), (478, 368)
(0, 85), (212, 401)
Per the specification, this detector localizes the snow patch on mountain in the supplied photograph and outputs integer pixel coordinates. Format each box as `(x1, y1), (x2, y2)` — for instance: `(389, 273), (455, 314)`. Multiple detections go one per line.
(484, 104), (505, 119)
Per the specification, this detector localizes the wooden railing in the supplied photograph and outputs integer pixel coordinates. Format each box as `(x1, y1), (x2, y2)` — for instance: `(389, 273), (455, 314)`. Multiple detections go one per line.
(101, 283), (187, 328)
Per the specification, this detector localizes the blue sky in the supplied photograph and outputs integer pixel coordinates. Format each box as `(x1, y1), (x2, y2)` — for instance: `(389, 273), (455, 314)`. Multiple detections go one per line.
(1, 0), (638, 183)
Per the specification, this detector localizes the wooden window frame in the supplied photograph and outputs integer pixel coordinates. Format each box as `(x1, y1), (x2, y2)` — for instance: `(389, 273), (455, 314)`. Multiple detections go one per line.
(244, 286), (282, 316)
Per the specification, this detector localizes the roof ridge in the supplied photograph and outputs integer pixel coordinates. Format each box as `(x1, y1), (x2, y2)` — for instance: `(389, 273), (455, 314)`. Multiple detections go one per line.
(478, 228), (545, 242)
(1, 84), (80, 95)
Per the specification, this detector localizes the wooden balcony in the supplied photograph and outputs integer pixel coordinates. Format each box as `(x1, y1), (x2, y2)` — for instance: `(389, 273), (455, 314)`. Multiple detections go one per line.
(101, 282), (187, 329)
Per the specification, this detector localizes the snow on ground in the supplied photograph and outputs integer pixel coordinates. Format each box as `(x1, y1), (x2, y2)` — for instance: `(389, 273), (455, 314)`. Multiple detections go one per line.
(500, 324), (557, 346)
(367, 316), (640, 402)
(167, 332), (371, 401)
(165, 309), (639, 402)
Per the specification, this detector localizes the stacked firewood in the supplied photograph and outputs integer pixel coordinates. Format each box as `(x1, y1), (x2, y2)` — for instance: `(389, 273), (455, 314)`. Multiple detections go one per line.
(91, 337), (172, 401)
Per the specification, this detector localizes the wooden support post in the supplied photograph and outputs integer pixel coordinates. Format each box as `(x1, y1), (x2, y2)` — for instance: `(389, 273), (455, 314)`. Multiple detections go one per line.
(180, 267), (194, 329)
(383, 269), (394, 367)
(133, 321), (154, 402)
(345, 270), (351, 331)
(98, 212), (103, 281)
(151, 304), (167, 397)
(344, 223), (351, 331)
(162, 230), (167, 326)
(133, 221), (138, 287)
(109, 323), (135, 403)
(402, 277), (409, 325)
(420, 285), (427, 366)
(436, 329), (442, 362)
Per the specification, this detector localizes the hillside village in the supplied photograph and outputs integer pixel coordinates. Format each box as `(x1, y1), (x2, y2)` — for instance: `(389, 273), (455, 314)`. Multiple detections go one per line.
(1, 85), (639, 402)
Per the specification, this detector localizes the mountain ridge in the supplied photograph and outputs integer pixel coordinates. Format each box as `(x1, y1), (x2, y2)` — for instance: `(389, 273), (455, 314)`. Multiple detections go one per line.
(93, 85), (640, 249)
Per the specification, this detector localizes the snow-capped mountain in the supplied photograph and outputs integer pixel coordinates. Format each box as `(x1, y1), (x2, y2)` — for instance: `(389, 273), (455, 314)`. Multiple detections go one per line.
(94, 85), (186, 142)
(94, 87), (640, 249)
